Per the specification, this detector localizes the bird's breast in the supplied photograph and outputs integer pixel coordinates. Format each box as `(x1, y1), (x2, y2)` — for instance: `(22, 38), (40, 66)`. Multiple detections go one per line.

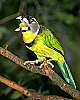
(22, 30), (36, 44)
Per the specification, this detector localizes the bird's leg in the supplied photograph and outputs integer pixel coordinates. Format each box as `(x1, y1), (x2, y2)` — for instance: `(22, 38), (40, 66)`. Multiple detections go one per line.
(39, 58), (54, 69)
(24, 60), (38, 65)
(23, 57), (45, 65)
(24, 57), (54, 68)
(40, 61), (54, 69)
(47, 59), (54, 68)
(47, 61), (54, 68)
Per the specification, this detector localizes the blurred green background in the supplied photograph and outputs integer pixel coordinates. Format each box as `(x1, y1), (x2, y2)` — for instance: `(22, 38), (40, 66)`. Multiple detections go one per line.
(0, 0), (80, 99)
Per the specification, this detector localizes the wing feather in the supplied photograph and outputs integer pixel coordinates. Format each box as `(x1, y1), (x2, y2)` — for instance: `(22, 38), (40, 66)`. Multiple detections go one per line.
(40, 27), (64, 55)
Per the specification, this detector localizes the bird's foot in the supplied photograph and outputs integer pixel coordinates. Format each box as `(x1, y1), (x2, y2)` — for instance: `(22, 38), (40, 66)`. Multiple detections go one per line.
(39, 63), (44, 69)
(39, 60), (54, 69)
(24, 60), (39, 65)
(47, 62), (54, 68)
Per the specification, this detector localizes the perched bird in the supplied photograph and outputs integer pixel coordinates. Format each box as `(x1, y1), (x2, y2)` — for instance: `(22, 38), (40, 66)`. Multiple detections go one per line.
(15, 16), (76, 88)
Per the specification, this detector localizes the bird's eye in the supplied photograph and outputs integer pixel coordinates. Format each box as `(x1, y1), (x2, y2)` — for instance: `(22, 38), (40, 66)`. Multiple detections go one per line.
(28, 16), (37, 23)
(29, 19), (34, 23)
(30, 19), (33, 22)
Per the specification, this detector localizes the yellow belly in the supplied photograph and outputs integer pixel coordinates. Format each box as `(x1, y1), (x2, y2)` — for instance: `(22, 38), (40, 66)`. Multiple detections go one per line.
(31, 43), (64, 64)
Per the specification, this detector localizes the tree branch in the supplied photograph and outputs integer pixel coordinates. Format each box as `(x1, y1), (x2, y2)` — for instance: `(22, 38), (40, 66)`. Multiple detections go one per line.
(0, 47), (80, 100)
(0, 13), (20, 25)
(0, 0), (26, 25)
(0, 75), (72, 100)
(18, 0), (27, 16)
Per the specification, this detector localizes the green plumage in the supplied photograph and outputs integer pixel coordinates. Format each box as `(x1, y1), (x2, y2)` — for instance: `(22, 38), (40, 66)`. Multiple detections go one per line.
(26, 26), (76, 88)
(57, 62), (76, 88)
(39, 26), (64, 55)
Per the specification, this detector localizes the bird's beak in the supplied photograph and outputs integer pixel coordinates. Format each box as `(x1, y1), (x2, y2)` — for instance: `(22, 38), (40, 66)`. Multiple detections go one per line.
(16, 16), (22, 20)
(15, 27), (20, 31)
(15, 27), (28, 31)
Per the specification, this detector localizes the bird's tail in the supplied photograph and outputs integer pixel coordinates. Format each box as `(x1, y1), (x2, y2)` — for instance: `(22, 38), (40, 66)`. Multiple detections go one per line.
(57, 61), (76, 89)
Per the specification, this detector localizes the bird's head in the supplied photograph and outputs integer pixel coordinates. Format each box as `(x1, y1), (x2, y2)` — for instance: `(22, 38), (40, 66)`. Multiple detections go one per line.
(15, 16), (40, 44)
(15, 16), (40, 34)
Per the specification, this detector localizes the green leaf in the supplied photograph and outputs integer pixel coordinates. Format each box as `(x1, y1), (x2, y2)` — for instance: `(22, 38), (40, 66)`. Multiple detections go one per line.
(1, 87), (12, 95)
(10, 91), (22, 99)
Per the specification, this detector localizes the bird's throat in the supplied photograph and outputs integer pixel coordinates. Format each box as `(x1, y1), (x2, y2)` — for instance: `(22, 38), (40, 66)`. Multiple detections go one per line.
(22, 30), (36, 44)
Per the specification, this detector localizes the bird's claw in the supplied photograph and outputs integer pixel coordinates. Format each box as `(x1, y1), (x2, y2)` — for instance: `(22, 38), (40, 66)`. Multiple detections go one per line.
(39, 62), (54, 69)
(24, 61), (34, 65)
(47, 62), (54, 68)
(39, 63), (44, 69)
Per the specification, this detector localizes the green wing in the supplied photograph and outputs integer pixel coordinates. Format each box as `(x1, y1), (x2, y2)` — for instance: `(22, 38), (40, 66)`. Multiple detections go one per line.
(40, 26), (64, 55)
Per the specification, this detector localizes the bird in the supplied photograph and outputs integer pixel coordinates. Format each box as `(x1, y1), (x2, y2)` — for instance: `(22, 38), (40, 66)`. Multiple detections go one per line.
(15, 15), (76, 89)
